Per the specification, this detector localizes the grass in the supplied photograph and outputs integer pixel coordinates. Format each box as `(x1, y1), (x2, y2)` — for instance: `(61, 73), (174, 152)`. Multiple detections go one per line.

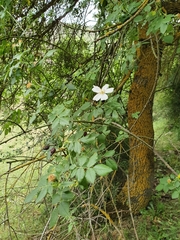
(0, 128), (49, 240)
(0, 163), (48, 240)
(127, 198), (180, 240)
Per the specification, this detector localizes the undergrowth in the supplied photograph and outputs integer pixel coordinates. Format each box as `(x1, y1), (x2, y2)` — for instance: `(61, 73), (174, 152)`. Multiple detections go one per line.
(0, 92), (180, 239)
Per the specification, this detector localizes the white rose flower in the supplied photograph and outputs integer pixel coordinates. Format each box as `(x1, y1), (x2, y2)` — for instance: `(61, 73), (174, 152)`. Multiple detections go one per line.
(92, 84), (114, 101)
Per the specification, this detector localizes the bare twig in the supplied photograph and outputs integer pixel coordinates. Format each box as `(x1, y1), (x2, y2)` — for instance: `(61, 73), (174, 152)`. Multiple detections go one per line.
(0, 124), (49, 146)
(0, 119), (26, 133)
(154, 150), (178, 176)
(114, 70), (132, 94)
(40, 216), (51, 240)
(126, 174), (139, 240)
(95, 0), (149, 42)
(111, 122), (178, 176)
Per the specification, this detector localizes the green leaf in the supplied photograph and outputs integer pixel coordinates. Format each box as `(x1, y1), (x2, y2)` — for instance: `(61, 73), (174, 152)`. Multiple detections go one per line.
(163, 185), (169, 193)
(132, 111), (140, 119)
(78, 155), (87, 167)
(159, 177), (170, 185)
(47, 184), (53, 196)
(175, 181), (180, 187)
(76, 168), (85, 182)
(35, 187), (48, 203)
(61, 191), (75, 201)
(74, 141), (82, 154)
(73, 130), (84, 140)
(160, 23), (168, 35)
(0, 10), (5, 19)
(66, 82), (76, 91)
(49, 109), (70, 128)
(38, 175), (48, 187)
(87, 152), (98, 168)
(97, 134), (106, 144)
(156, 184), (163, 192)
(29, 113), (37, 125)
(144, 4), (151, 12)
(60, 181), (74, 188)
(45, 49), (57, 57)
(49, 207), (59, 228)
(93, 164), (113, 176)
(106, 159), (117, 170)
(73, 102), (91, 117)
(52, 194), (60, 205)
(85, 168), (96, 184)
(71, 168), (77, 178)
(59, 117), (69, 126)
(13, 52), (24, 60)
(112, 110), (119, 120)
(172, 191), (179, 199)
(81, 102), (91, 110)
(92, 108), (104, 117)
(103, 150), (115, 158)
(80, 134), (97, 144)
(68, 219), (76, 233)
(78, 103), (90, 115)
(134, 15), (143, 23)
(115, 132), (128, 142)
(25, 188), (39, 203)
(61, 108), (70, 117)
(163, 35), (174, 44)
(58, 201), (70, 217)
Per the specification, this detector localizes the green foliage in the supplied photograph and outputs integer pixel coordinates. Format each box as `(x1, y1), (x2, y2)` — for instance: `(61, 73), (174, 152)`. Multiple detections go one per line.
(156, 174), (180, 199)
(25, 95), (125, 226)
(131, 111), (140, 119)
(1, 0), (180, 238)
(136, 196), (180, 240)
(146, 12), (174, 36)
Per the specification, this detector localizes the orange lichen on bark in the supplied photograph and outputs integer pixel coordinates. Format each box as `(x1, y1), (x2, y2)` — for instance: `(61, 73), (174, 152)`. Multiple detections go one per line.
(117, 25), (158, 213)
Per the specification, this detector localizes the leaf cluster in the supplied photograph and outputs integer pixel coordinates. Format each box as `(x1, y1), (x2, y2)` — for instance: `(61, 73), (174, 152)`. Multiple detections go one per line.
(24, 95), (128, 227)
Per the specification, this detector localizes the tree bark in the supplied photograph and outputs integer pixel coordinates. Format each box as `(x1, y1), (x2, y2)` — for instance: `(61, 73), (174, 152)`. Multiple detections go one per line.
(115, 0), (180, 215)
(162, 1), (180, 14)
(117, 25), (159, 213)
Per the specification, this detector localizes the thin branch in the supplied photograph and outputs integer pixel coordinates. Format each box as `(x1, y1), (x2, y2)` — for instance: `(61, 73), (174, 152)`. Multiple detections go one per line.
(127, 174), (139, 240)
(95, 0), (149, 42)
(31, 0), (59, 21)
(0, 154), (46, 177)
(41, 0), (80, 36)
(75, 118), (178, 175)
(4, 163), (13, 240)
(0, 124), (49, 146)
(114, 70), (132, 94)
(0, 119), (26, 133)
(154, 150), (178, 176)
(112, 121), (178, 176)
(40, 216), (51, 240)
(0, 147), (65, 177)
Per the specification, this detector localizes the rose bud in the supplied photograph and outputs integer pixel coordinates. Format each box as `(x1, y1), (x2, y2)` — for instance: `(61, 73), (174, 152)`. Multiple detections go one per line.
(43, 145), (50, 150)
(47, 174), (57, 182)
(50, 147), (56, 156)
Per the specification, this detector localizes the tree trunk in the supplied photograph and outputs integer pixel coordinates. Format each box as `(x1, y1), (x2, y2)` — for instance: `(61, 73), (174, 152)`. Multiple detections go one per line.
(117, 25), (159, 213)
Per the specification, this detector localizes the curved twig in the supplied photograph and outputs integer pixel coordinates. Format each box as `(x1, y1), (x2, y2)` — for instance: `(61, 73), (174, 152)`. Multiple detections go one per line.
(95, 0), (149, 42)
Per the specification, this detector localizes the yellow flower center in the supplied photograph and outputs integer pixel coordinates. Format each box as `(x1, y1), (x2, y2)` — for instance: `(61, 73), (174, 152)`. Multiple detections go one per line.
(100, 89), (105, 94)
(167, 178), (171, 184)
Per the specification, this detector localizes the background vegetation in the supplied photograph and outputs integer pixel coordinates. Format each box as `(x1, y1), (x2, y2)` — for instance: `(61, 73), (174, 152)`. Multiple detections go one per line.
(0, 0), (180, 239)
